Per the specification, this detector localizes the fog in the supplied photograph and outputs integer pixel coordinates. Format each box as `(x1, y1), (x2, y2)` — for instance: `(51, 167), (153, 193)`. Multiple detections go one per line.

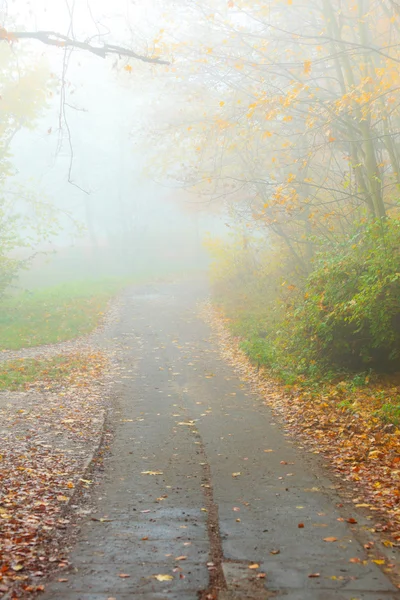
(1, 0), (399, 293)
(1, 0), (229, 290)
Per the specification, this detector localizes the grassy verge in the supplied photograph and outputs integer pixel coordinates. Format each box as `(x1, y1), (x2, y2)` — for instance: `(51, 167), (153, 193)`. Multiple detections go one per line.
(225, 311), (400, 428)
(0, 278), (127, 350)
(0, 352), (107, 391)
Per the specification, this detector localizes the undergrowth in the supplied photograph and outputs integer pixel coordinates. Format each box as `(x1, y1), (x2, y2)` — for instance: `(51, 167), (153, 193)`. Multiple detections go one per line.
(206, 220), (400, 427)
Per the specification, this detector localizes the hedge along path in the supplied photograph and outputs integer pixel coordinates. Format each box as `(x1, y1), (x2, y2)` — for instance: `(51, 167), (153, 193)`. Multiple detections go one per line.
(0, 295), (124, 598)
(202, 303), (400, 549)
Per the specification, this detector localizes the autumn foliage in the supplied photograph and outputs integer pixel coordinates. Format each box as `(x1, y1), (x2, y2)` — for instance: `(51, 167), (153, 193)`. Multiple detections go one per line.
(147, 0), (400, 389)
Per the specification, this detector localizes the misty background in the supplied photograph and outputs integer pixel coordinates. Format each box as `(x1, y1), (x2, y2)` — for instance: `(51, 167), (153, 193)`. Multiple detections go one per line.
(3, 0), (226, 289)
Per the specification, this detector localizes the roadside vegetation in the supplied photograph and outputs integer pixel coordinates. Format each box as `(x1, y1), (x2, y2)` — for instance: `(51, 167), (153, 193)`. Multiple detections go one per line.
(206, 219), (400, 429)
(0, 279), (126, 350)
(0, 352), (107, 391)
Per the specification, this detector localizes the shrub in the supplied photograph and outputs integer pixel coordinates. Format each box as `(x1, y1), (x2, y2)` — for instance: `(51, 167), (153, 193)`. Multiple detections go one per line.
(283, 219), (400, 370)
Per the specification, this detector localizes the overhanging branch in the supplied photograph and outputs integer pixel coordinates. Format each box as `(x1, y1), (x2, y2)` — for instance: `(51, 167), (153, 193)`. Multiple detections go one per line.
(0, 29), (170, 65)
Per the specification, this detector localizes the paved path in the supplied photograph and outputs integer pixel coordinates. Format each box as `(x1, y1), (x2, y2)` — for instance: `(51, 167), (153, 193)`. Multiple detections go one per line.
(43, 281), (400, 600)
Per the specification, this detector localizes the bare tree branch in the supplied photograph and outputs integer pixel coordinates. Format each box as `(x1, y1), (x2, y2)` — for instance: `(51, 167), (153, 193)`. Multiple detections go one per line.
(0, 29), (170, 64)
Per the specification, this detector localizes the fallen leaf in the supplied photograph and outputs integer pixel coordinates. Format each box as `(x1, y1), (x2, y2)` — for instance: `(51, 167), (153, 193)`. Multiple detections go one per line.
(308, 573), (320, 578)
(154, 574), (174, 581)
(141, 471), (163, 475)
(248, 563), (260, 569)
(118, 573), (130, 578)
(323, 537), (338, 542)
(232, 472), (241, 477)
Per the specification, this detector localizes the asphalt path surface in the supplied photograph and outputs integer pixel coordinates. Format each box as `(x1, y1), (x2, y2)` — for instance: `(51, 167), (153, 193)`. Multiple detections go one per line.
(43, 281), (400, 600)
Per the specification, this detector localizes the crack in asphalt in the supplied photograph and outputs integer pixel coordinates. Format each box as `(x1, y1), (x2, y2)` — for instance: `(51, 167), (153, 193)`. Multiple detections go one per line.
(194, 426), (227, 599)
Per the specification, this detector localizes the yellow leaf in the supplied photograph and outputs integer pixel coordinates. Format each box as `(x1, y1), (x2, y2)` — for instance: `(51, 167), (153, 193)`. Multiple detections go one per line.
(154, 574), (174, 581)
(304, 60), (311, 75)
(124, 65), (132, 73)
(141, 471), (163, 475)
(220, 101), (225, 107)
(262, 131), (273, 139)
(249, 563), (260, 569)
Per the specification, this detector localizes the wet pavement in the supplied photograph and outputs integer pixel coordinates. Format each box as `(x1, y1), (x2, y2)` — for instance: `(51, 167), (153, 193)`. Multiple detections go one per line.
(42, 281), (400, 600)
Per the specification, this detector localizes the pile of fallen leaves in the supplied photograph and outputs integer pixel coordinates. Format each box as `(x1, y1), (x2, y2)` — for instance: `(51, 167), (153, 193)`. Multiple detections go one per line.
(203, 303), (400, 543)
(0, 351), (109, 598)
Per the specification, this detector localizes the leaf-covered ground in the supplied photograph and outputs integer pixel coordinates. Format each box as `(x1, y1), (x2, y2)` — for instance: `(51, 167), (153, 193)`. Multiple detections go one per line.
(0, 353), (106, 391)
(204, 303), (400, 545)
(0, 350), (111, 598)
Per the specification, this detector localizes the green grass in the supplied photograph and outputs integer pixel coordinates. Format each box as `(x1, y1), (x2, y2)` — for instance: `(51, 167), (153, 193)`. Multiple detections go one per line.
(375, 401), (400, 427)
(0, 353), (106, 390)
(0, 279), (127, 350)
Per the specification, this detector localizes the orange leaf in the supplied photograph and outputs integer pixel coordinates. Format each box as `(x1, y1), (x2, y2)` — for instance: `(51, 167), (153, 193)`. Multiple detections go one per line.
(323, 537), (337, 542)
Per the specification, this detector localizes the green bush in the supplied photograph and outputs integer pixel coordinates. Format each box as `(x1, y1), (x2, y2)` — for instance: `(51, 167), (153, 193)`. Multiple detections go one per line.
(283, 220), (400, 370)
